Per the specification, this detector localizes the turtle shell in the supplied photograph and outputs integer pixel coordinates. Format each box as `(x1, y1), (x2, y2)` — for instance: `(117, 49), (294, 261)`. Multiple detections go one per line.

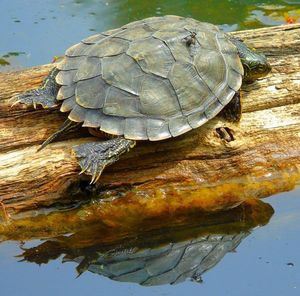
(56, 15), (244, 141)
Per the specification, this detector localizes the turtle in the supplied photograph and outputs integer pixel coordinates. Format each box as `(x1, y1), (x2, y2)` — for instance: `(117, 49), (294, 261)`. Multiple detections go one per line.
(14, 15), (271, 184)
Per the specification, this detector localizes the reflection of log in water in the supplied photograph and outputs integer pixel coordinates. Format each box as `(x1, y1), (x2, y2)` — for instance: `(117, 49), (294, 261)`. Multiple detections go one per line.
(16, 199), (273, 285)
(0, 24), (299, 218)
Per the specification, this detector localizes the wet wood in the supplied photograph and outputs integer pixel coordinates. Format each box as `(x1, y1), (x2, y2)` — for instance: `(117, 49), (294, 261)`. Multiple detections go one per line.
(0, 198), (273, 251)
(0, 23), (299, 218)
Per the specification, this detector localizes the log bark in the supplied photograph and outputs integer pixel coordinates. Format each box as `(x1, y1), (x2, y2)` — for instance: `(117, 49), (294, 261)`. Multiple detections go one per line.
(0, 24), (299, 219)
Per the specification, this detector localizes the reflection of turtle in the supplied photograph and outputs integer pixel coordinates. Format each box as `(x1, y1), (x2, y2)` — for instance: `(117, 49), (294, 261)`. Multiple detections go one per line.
(71, 233), (249, 285)
(15, 15), (271, 183)
(17, 199), (274, 285)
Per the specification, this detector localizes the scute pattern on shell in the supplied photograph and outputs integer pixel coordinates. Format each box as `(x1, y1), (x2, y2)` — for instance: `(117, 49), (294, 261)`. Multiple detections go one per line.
(56, 15), (244, 141)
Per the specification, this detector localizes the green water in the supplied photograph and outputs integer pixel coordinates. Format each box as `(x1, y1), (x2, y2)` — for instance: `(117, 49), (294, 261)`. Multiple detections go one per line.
(0, 0), (299, 70)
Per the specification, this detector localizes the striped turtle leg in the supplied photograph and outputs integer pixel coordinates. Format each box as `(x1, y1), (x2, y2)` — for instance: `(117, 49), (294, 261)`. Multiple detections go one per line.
(73, 137), (136, 184)
(13, 68), (59, 109)
(219, 91), (242, 122)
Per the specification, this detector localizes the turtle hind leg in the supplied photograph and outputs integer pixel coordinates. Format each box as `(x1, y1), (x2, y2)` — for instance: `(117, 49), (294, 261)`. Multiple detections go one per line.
(220, 91), (242, 122)
(13, 67), (59, 109)
(73, 137), (136, 184)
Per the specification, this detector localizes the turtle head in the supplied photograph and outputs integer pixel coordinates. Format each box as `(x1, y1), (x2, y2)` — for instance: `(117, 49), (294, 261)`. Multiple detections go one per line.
(241, 50), (271, 83)
(230, 37), (271, 83)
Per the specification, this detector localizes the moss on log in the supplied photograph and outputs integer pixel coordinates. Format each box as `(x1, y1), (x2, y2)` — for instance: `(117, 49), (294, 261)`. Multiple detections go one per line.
(0, 24), (299, 219)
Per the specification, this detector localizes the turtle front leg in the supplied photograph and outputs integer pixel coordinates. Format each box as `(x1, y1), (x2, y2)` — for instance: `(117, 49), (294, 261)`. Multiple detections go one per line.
(13, 67), (59, 109)
(73, 137), (136, 184)
(220, 91), (242, 122)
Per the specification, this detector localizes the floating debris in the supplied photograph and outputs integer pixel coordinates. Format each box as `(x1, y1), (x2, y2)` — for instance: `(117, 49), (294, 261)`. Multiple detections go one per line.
(284, 14), (299, 24)
(287, 262), (295, 267)
(0, 58), (10, 66)
(3, 51), (26, 57)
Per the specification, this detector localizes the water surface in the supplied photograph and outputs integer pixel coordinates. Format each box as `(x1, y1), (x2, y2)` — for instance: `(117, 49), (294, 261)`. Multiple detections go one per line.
(0, 0), (299, 70)
(1, 190), (299, 296)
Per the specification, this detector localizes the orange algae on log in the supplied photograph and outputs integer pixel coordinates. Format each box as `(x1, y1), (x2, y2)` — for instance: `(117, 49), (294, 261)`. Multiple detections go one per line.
(84, 164), (300, 228)
(0, 198), (273, 243)
(0, 158), (299, 226)
(0, 165), (298, 242)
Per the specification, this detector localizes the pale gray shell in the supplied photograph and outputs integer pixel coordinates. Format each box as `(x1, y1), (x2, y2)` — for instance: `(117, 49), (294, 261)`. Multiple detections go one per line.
(70, 232), (248, 286)
(56, 15), (244, 141)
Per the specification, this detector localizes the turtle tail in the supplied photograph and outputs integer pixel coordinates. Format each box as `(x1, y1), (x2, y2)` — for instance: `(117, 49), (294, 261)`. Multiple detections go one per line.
(37, 119), (81, 152)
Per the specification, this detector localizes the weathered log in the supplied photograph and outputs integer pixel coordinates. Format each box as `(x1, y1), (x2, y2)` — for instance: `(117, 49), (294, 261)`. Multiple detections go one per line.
(0, 24), (299, 219)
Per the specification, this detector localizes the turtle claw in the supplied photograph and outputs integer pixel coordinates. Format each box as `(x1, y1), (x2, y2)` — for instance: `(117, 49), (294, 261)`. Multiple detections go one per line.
(79, 168), (86, 175)
(13, 89), (58, 109)
(90, 167), (104, 185)
(10, 99), (21, 109)
(79, 158), (90, 175)
(93, 172), (103, 184)
(84, 160), (105, 184)
(89, 162), (105, 185)
(73, 138), (136, 183)
(75, 147), (105, 183)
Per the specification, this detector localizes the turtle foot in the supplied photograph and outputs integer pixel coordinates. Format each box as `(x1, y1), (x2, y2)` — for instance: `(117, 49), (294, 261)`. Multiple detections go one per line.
(12, 67), (59, 109)
(13, 89), (58, 109)
(73, 137), (136, 184)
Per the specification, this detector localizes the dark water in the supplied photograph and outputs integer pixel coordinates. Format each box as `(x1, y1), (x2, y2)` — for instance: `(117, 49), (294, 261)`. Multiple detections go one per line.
(1, 0), (300, 295)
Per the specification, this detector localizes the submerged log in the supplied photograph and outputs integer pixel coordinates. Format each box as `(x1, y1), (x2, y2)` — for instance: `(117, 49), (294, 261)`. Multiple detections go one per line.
(0, 23), (299, 219)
